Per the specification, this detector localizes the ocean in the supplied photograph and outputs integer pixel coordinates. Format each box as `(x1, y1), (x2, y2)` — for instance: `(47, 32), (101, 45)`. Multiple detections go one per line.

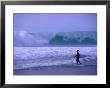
(14, 47), (97, 70)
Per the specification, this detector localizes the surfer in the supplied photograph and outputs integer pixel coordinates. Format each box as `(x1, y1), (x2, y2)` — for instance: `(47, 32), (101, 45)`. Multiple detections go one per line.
(75, 50), (81, 65)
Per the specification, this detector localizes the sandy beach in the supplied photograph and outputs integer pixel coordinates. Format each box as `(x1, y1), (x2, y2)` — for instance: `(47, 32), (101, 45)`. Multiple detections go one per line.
(14, 64), (97, 75)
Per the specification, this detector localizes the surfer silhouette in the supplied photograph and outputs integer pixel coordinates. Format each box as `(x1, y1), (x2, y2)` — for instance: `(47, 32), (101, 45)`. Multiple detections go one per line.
(75, 50), (81, 65)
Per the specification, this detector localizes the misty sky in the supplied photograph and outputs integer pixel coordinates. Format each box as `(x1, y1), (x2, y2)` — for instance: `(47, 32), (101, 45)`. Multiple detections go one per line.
(14, 13), (97, 32)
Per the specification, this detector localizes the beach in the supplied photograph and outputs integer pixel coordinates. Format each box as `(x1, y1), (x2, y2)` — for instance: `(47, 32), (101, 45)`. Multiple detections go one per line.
(14, 64), (97, 75)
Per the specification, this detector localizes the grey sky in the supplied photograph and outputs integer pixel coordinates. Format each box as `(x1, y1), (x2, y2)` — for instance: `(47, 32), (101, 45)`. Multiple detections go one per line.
(14, 13), (97, 32)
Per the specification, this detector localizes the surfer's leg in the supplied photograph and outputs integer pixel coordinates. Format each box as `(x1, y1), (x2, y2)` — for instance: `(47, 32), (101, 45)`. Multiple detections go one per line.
(76, 61), (78, 64)
(76, 59), (78, 64)
(76, 60), (78, 64)
(79, 61), (81, 64)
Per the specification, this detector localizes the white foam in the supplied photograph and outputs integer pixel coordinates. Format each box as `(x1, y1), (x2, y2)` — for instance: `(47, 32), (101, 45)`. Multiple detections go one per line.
(14, 47), (97, 70)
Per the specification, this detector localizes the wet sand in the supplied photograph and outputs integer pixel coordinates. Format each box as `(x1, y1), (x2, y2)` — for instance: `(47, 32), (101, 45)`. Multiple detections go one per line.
(14, 65), (97, 75)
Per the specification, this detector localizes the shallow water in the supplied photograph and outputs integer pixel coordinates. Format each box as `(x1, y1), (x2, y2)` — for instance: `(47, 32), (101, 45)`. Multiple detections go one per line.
(14, 47), (97, 70)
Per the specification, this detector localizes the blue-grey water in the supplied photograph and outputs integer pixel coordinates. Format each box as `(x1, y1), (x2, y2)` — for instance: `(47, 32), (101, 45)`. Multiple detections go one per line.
(14, 47), (97, 70)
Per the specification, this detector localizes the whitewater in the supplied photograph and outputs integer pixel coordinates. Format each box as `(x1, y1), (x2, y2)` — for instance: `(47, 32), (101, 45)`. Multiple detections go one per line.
(14, 47), (97, 70)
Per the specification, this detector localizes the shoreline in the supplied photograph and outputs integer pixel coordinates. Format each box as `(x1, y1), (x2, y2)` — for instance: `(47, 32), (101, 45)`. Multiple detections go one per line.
(14, 64), (97, 75)
(14, 45), (97, 47)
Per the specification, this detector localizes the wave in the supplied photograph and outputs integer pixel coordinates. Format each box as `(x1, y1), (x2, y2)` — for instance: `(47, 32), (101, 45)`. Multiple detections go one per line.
(14, 31), (97, 47)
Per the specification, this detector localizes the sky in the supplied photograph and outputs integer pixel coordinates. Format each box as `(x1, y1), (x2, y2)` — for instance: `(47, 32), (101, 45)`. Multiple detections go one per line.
(14, 13), (97, 33)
